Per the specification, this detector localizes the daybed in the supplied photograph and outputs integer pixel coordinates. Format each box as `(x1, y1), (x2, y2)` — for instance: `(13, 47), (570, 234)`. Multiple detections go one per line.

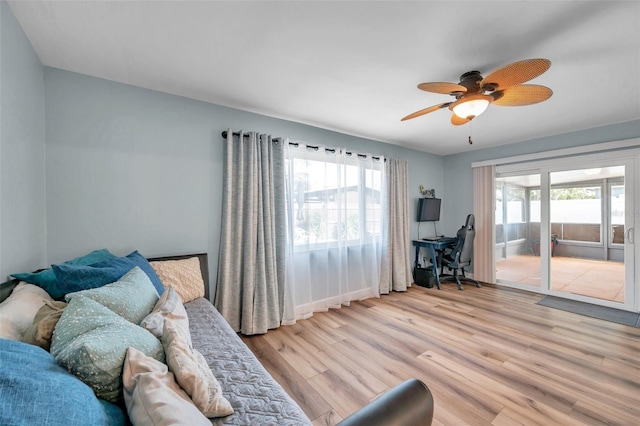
(0, 250), (434, 425)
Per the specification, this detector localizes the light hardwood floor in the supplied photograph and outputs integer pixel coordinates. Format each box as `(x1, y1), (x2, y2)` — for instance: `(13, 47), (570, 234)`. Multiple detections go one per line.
(241, 284), (640, 426)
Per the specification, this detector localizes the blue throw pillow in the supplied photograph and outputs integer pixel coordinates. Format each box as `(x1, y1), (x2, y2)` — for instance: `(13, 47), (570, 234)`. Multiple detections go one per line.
(53, 250), (165, 296)
(0, 338), (126, 426)
(10, 249), (116, 300)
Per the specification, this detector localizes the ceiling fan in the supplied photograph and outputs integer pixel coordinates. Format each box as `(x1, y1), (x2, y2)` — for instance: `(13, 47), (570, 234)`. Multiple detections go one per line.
(401, 58), (553, 126)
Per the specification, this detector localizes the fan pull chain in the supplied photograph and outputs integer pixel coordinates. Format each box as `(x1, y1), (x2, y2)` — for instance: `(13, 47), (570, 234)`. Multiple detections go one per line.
(468, 121), (473, 144)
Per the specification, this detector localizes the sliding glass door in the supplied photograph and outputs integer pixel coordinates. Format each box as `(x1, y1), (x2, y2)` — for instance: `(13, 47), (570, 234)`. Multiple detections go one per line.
(549, 166), (626, 302)
(495, 151), (637, 311)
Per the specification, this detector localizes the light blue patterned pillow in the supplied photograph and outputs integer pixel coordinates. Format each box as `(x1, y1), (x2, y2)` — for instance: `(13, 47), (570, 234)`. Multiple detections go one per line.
(51, 296), (164, 402)
(65, 266), (158, 324)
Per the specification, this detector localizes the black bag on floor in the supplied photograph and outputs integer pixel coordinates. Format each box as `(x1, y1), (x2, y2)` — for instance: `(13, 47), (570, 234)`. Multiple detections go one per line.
(413, 266), (434, 288)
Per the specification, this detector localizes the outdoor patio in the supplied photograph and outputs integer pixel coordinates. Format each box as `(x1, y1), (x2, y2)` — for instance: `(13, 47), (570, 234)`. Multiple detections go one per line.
(496, 254), (624, 302)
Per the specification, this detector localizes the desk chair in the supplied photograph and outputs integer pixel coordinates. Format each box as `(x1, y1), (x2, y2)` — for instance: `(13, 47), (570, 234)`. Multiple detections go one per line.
(440, 214), (481, 290)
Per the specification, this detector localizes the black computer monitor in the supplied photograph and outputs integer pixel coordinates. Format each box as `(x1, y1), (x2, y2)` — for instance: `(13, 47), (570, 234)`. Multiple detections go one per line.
(417, 198), (441, 222)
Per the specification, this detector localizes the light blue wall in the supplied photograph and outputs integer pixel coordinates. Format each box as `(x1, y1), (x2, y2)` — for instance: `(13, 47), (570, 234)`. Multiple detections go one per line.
(5, 0), (636, 294)
(441, 120), (640, 236)
(43, 68), (442, 295)
(0, 1), (46, 280)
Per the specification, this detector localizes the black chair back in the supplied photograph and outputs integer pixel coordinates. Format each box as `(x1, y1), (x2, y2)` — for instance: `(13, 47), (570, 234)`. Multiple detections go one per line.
(458, 214), (475, 267)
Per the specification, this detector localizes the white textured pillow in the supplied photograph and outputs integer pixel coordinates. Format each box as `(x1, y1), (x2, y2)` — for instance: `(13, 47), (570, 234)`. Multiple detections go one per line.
(150, 257), (205, 303)
(0, 282), (53, 341)
(140, 285), (187, 339)
(123, 347), (212, 426)
(162, 318), (234, 418)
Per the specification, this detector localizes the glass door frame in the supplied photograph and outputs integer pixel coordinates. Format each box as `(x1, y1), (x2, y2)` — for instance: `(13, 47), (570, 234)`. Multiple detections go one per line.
(495, 149), (639, 312)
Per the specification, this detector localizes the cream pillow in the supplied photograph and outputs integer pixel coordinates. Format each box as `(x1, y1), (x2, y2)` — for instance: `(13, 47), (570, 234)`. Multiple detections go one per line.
(0, 282), (53, 341)
(150, 257), (205, 303)
(140, 285), (187, 339)
(123, 347), (212, 426)
(161, 318), (234, 418)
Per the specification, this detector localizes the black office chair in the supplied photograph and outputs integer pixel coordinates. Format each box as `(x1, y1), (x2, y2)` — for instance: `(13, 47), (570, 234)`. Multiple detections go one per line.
(440, 214), (481, 290)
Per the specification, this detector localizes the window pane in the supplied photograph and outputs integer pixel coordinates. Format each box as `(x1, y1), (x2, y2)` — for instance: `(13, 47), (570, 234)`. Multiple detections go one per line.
(365, 168), (382, 237)
(287, 150), (382, 248)
(529, 189), (540, 222)
(550, 186), (601, 223)
(611, 184), (625, 244)
(549, 181), (602, 243)
(506, 185), (525, 224)
(495, 188), (503, 225)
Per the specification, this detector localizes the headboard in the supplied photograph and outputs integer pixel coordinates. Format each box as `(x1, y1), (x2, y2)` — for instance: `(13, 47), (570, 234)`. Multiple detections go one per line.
(0, 252), (209, 303)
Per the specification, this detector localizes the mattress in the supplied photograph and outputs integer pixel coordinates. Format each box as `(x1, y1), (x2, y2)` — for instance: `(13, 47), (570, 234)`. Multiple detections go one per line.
(185, 298), (312, 425)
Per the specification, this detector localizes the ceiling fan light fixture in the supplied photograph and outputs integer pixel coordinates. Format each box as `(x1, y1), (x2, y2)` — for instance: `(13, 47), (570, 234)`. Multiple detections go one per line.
(450, 94), (493, 120)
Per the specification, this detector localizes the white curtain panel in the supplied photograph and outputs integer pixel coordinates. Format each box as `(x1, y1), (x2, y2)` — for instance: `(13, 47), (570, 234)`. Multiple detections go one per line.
(215, 131), (292, 335)
(473, 165), (496, 283)
(284, 144), (384, 319)
(379, 157), (413, 293)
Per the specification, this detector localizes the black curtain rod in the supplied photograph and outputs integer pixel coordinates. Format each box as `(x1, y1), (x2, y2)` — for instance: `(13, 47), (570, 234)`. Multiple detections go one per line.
(221, 130), (382, 161)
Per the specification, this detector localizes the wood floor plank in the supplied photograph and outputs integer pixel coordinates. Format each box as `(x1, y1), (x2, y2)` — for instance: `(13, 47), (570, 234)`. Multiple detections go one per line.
(261, 323), (329, 379)
(311, 409), (342, 426)
(307, 369), (370, 419)
(241, 334), (333, 420)
(523, 343), (640, 399)
(242, 285), (640, 425)
(419, 349), (578, 420)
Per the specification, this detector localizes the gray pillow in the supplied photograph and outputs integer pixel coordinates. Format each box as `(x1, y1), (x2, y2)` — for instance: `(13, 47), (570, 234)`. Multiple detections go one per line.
(140, 285), (187, 339)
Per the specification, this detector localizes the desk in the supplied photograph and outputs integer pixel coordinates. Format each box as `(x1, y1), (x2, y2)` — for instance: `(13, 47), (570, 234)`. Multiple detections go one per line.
(412, 238), (457, 290)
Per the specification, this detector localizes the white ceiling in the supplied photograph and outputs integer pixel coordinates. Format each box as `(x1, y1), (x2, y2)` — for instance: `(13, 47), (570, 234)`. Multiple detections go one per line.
(7, 1), (640, 155)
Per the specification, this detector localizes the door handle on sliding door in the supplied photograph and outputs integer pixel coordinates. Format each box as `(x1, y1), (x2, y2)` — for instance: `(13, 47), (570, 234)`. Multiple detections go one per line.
(626, 227), (634, 244)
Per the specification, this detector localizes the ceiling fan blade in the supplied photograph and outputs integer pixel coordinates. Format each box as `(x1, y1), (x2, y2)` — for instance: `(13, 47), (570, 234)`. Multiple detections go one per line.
(418, 82), (467, 95)
(481, 58), (551, 90)
(401, 103), (450, 121)
(492, 84), (553, 106)
(451, 114), (469, 126)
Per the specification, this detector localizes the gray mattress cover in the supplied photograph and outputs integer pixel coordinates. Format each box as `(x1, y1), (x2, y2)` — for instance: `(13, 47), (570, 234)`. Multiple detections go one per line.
(185, 298), (312, 425)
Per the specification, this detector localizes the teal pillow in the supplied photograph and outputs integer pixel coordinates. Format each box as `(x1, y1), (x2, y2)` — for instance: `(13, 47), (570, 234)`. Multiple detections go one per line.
(53, 251), (165, 296)
(10, 249), (115, 300)
(0, 338), (126, 426)
(65, 266), (158, 324)
(51, 296), (164, 402)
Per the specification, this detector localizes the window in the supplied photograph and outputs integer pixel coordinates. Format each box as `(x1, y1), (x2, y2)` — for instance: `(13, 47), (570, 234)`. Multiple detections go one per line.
(495, 181), (528, 244)
(286, 148), (383, 249)
(550, 183), (602, 242)
(529, 189), (541, 222)
(506, 185), (526, 224)
(611, 184), (625, 244)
